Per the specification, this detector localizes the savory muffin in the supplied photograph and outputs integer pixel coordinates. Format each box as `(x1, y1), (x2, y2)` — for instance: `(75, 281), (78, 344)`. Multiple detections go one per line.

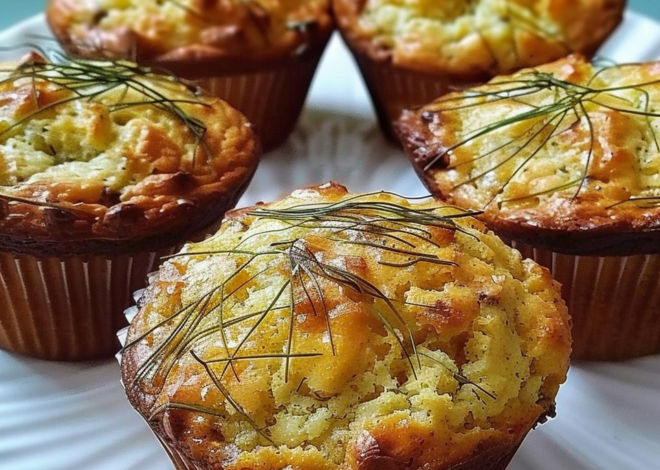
(46, 0), (335, 151)
(120, 182), (571, 470)
(332, 0), (625, 142)
(398, 54), (660, 360)
(0, 53), (259, 360)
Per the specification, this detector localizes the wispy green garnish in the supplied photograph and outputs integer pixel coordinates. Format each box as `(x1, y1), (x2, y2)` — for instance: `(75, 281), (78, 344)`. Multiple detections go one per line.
(123, 193), (494, 438)
(1, 51), (208, 147)
(607, 196), (660, 209)
(0, 50), (210, 210)
(421, 62), (660, 208)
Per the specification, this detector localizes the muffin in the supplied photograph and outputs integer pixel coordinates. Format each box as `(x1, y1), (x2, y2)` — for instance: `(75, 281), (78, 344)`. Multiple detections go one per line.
(46, 0), (335, 151)
(0, 53), (259, 361)
(398, 54), (660, 360)
(332, 0), (625, 143)
(120, 182), (571, 470)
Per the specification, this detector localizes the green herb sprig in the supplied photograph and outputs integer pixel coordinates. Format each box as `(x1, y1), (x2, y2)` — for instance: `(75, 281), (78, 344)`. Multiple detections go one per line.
(123, 193), (495, 440)
(421, 63), (660, 208)
(0, 49), (210, 211)
(1, 51), (209, 146)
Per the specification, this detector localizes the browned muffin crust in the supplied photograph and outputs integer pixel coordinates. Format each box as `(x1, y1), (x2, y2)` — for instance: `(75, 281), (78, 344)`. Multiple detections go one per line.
(121, 183), (570, 470)
(0, 55), (259, 257)
(398, 54), (660, 256)
(333, 0), (624, 78)
(46, 0), (335, 75)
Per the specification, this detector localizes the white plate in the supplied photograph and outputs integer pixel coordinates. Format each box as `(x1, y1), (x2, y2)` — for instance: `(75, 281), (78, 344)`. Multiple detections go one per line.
(1, 12), (660, 470)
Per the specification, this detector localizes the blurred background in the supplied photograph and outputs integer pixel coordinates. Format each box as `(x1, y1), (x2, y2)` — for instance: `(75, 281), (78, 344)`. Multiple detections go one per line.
(3, 0), (658, 30)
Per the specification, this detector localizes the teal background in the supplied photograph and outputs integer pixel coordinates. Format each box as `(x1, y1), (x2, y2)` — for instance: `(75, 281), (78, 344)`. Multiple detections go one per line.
(1, 1), (658, 30)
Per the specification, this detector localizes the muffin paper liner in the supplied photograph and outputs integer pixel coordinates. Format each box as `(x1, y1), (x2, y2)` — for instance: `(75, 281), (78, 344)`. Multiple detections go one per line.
(139, 431), (522, 470)
(0, 248), (173, 361)
(349, 51), (479, 144)
(491, 441), (523, 470)
(149, 435), (519, 470)
(154, 434), (202, 470)
(192, 50), (327, 152)
(510, 241), (660, 360)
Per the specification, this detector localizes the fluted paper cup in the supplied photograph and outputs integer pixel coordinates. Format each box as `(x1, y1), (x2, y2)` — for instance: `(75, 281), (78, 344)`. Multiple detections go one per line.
(0, 248), (174, 361)
(149, 435), (521, 470)
(344, 48), (481, 145)
(191, 48), (328, 152)
(511, 241), (660, 361)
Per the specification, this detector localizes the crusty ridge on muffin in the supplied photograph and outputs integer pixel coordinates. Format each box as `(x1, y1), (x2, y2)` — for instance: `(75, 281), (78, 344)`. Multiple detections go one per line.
(0, 53), (259, 257)
(333, 0), (624, 77)
(46, 0), (334, 71)
(121, 182), (571, 470)
(398, 54), (660, 255)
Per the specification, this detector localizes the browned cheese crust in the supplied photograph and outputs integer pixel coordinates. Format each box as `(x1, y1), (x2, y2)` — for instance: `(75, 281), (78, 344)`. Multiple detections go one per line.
(332, 0), (624, 78)
(0, 55), (259, 257)
(121, 182), (571, 470)
(46, 0), (335, 75)
(398, 54), (660, 256)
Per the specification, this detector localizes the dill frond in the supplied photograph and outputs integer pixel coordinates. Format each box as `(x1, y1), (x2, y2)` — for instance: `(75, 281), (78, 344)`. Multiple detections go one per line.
(420, 61), (660, 208)
(0, 51), (211, 210)
(123, 192), (481, 433)
(1, 52), (209, 145)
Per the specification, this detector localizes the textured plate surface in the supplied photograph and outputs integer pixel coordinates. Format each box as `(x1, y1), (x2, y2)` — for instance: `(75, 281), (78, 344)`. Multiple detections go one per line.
(1, 12), (660, 470)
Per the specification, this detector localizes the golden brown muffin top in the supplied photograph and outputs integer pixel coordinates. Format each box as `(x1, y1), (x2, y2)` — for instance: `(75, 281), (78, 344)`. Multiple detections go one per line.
(121, 182), (571, 470)
(333, 0), (624, 77)
(398, 54), (660, 255)
(47, 0), (334, 73)
(0, 54), (259, 257)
